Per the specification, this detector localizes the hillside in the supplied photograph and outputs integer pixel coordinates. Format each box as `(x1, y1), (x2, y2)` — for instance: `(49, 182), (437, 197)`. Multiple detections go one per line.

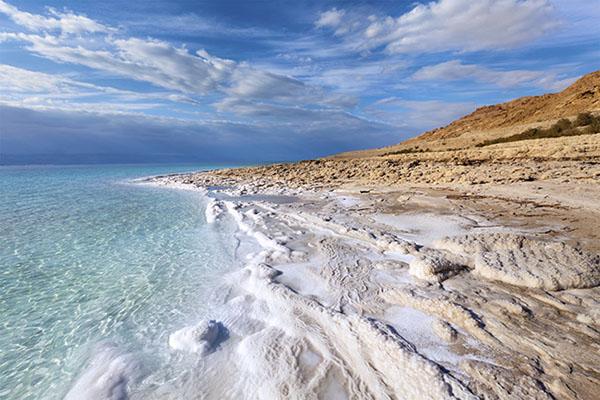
(186, 68), (600, 198)
(335, 70), (600, 158)
(185, 68), (600, 194)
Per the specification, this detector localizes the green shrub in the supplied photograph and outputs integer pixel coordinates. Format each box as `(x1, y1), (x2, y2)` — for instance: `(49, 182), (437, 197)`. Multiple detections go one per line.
(475, 113), (598, 147)
(383, 147), (425, 156)
(544, 125), (560, 136)
(555, 118), (572, 131)
(575, 112), (593, 126)
(521, 128), (540, 139)
(582, 125), (595, 135)
(590, 117), (600, 133)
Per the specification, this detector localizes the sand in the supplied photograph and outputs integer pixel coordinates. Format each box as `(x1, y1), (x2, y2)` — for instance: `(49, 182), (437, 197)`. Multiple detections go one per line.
(141, 161), (600, 400)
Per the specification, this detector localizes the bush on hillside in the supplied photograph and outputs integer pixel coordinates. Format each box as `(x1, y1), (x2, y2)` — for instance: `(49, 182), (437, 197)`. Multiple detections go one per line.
(591, 117), (600, 132)
(476, 113), (600, 147)
(555, 118), (572, 131)
(575, 112), (593, 126)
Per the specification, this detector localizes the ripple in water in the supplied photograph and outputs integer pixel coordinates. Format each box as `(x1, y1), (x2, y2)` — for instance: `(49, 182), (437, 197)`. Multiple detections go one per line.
(0, 164), (240, 399)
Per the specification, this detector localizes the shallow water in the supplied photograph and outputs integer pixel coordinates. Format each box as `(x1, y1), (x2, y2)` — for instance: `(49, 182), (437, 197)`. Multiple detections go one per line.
(0, 164), (241, 399)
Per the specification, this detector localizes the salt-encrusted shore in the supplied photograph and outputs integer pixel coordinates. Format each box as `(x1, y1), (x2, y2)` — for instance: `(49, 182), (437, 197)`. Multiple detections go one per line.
(143, 165), (600, 400)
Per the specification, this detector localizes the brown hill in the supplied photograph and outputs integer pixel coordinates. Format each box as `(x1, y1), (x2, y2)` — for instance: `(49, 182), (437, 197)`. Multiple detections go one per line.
(335, 70), (600, 158)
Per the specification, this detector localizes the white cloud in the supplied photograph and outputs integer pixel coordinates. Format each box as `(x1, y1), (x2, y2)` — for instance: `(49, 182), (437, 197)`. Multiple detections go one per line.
(227, 68), (314, 101)
(412, 60), (576, 90)
(0, 1), (355, 118)
(0, 0), (112, 35)
(2, 31), (356, 119)
(310, 60), (409, 93)
(317, 0), (558, 54)
(224, 67), (357, 109)
(0, 64), (204, 113)
(1, 32), (237, 95)
(368, 98), (476, 130)
(0, 64), (80, 93)
(124, 13), (280, 39)
(213, 97), (361, 124)
(0, 64), (140, 105)
(314, 8), (345, 29)
(111, 38), (236, 93)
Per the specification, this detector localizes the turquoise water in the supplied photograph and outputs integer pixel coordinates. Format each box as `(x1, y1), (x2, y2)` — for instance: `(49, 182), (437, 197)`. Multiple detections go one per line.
(0, 164), (240, 399)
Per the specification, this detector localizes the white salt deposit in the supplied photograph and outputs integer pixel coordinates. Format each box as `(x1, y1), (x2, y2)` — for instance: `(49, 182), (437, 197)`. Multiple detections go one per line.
(169, 319), (221, 355)
(408, 250), (464, 283)
(382, 306), (462, 365)
(204, 198), (223, 223)
(123, 175), (600, 399)
(436, 233), (600, 290)
(373, 213), (471, 245)
(336, 195), (360, 208)
(224, 201), (290, 256)
(384, 250), (416, 264)
(65, 344), (143, 400)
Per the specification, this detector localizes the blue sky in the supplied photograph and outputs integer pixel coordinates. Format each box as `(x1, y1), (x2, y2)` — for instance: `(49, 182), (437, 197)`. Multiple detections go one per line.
(0, 0), (599, 163)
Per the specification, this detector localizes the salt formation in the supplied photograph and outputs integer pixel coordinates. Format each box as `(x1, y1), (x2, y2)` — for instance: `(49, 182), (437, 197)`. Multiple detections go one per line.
(169, 319), (222, 355)
(408, 249), (465, 283)
(224, 201), (290, 257)
(65, 344), (143, 400)
(231, 251), (476, 400)
(214, 202), (478, 399)
(143, 174), (600, 400)
(204, 198), (223, 223)
(432, 320), (458, 343)
(436, 233), (600, 290)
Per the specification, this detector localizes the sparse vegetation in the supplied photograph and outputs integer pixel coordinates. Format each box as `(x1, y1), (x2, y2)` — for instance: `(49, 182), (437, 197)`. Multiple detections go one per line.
(476, 113), (600, 147)
(575, 112), (594, 126)
(383, 147), (426, 156)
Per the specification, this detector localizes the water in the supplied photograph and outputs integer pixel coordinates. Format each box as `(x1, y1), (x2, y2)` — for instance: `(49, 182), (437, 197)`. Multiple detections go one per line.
(0, 164), (241, 399)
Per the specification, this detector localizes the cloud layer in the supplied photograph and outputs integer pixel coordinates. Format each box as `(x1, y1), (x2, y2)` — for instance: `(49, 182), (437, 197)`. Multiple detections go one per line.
(412, 60), (575, 91)
(316, 0), (558, 54)
(0, 0), (112, 34)
(0, 104), (397, 163)
(0, 0), (596, 163)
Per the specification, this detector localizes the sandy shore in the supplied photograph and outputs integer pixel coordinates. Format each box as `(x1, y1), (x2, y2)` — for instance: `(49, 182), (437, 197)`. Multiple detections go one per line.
(145, 160), (600, 399)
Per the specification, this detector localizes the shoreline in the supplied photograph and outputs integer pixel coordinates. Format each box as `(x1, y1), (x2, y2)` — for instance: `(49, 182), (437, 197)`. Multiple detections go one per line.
(142, 166), (600, 399)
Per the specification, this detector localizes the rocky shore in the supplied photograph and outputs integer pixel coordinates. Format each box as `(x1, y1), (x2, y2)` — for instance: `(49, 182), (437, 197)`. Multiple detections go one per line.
(146, 153), (600, 399)
(144, 71), (600, 399)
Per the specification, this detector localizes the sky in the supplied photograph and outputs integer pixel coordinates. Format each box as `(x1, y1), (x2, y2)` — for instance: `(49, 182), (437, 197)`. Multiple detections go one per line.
(0, 0), (599, 164)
